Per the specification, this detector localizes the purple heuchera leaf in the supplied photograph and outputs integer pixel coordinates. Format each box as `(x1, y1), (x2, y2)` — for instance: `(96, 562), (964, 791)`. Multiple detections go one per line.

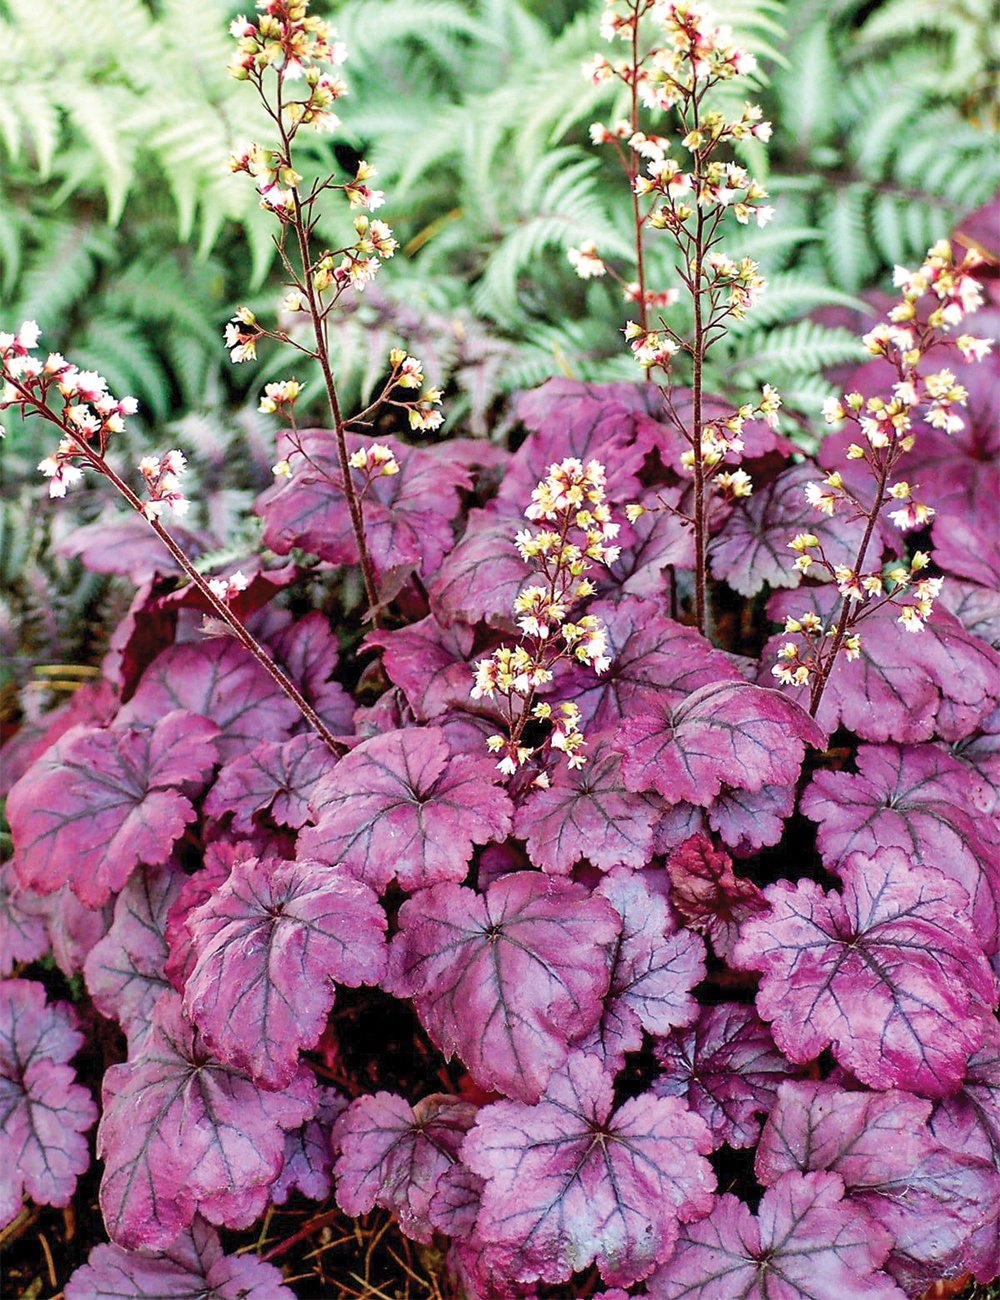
(802, 743), (1000, 953)
(8, 711), (219, 908)
(933, 512), (1000, 589)
(64, 1217), (294, 1299)
(616, 681), (825, 807)
(560, 596), (742, 731)
(429, 504), (533, 628)
(183, 856), (387, 1088)
(299, 727), (513, 892)
(756, 1080), (1000, 1292)
(708, 780), (796, 855)
(163, 845), (236, 992)
(601, 488), (694, 596)
(256, 430), (470, 578)
(39, 888), (113, 978)
(0, 979), (98, 1228)
(710, 463), (880, 597)
(98, 989), (316, 1250)
(116, 640), (300, 760)
(578, 868), (705, 1071)
(272, 1085), (347, 1206)
(57, 517), (212, 583)
(268, 612), (353, 734)
(514, 732), (660, 874)
(506, 379), (648, 508)
(950, 707), (1000, 814)
(366, 615), (479, 721)
(653, 1003), (797, 1150)
(937, 576), (1000, 649)
(665, 834), (768, 961)
(333, 1092), (479, 1243)
(385, 872), (619, 1102)
(647, 1170), (905, 1300)
(0, 861), (49, 974)
(733, 847), (998, 1096)
(930, 1018), (1000, 1284)
(763, 588), (1000, 743)
(84, 863), (184, 1049)
(204, 734), (330, 835)
(462, 1050), (716, 1287)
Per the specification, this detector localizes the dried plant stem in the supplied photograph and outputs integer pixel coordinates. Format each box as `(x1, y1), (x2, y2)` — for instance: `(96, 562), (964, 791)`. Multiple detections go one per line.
(14, 388), (344, 755)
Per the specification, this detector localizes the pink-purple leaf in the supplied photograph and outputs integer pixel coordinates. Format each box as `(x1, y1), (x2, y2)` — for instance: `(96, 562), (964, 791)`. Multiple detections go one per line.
(365, 615), (479, 721)
(58, 517), (212, 583)
(462, 1050), (716, 1287)
(0, 861), (49, 975)
(272, 1085), (347, 1206)
(763, 588), (1000, 743)
(708, 781), (796, 855)
(578, 869), (705, 1070)
(802, 743), (999, 953)
(932, 512), (1000, 588)
(647, 1170), (905, 1300)
(8, 711), (219, 908)
(710, 463), (878, 597)
(204, 734), (330, 834)
(115, 640), (300, 760)
(514, 732), (660, 874)
(429, 504), (532, 628)
(937, 577), (1000, 649)
(616, 681), (825, 807)
(0, 980), (97, 1227)
(601, 489), (694, 596)
(560, 597), (742, 731)
(733, 848), (997, 1096)
(268, 612), (353, 735)
(384, 872), (620, 1102)
(756, 1080), (1000, 1291)
(64, 1218), (294, 1299)
(665, 834), (768, 962)
(653, 1004), (797, 1150)
(163, 846), (236, 993)
(506, 379), (649, 509)
(299, 727), (513, 892)
(98, 990), (316, 1249)
(84, 863), (184, 1049)
(333, 1092), (479, 1243)
(183, 856), (387, 1088)
(256, 431), (469, 577)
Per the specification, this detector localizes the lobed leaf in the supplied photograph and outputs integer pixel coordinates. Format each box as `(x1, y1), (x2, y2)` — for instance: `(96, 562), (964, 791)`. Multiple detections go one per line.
(616, 681), (825, 807)
(462, 1050), (716, 1287)
(204, 734), (331, 835)
(84, 862), (184, 1050)
(647, 1170), (905, 1299)
(299, 727), (513, 892)
(514, 731), (660, 874)
(8, 711), (218, 908)
(578, 869), (705, 1071)
(64, 1218), (294, 1299)
(0, 979), (97, 1228)
(733, 847), (997, 1096)
(385, 872), (619, 1102)
(98, 990), (316, 1250)
(654, 1004), (797, 1150)
(333, 1092), (478, 1243)
(802, 743), (1000, 953)
(183, 856), (387, 1088)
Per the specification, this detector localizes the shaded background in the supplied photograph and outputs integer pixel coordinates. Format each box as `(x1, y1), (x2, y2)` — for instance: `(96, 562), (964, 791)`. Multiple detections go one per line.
(2, 0), (998, 715)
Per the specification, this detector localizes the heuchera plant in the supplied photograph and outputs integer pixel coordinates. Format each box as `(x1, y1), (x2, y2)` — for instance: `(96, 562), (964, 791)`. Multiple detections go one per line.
(1, 1), (998, 1297)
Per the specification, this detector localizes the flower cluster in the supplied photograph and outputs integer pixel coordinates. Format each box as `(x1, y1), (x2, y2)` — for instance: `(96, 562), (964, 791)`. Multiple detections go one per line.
(138, 451), (190, 520)
(776, 240), (991, 702)
(206, 570), (251, 603)
(470, 459), (618, 775)
(348, 442), (400, 482)
(228, 2), (346, 96)
(0, 322), (140, 498)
